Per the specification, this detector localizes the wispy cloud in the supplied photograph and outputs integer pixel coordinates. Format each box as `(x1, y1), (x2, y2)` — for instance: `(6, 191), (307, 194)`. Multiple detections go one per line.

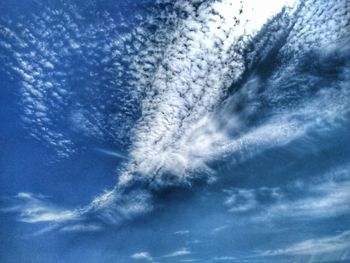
(2, 188), (153, 233)
(212, 225), (231, 234)
(60, 223), (102, 232)
(131, 248), (193, 262)
(224, 187), (282, 213)
(213, 256), (237, 261)
(181, 259), (201, 262)
(2, 192), (79, 223)
(174, 230), (190, 235)
(163, 248), (192, 258)
(224, 189), (258, 213)
(261, 230), (350, 262)
(224, 166), (350, 222)
(256, 180), (350, 221)
(131, 251), (154, 262)
(95, 148), (128, 160)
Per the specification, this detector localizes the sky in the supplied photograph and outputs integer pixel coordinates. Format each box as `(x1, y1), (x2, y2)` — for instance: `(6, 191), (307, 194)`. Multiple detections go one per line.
(0, 0), (350, 262)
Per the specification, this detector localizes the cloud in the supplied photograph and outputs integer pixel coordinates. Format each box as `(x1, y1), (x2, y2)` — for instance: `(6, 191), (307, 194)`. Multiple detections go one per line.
(261, 230), (350, 262)
(60, 223), (102, 232)
(120, 0), (299, 186)
(259, 180), (350, 221)
(95, 148), (128, 160)
(224, 187), (281, 213)
(163, 248), (192, 258)
(3, 0), (350, 234)
(224, 189), (258, 213)
(212, 225), (231, 234)
(2, 1), (144, 159)
(174, 230), (190, 235)
(131, 252), (154, 261)
(181, 259), (201, 262)
(14, 0), (303, 231)
(213, 256), (237, 261)
(2, 188), (153, 232)
(85, 189), (153, 224)
(122, 0), (350, 189)
(131, 248), (192, 262)
(2, 192), (79, 223)
(280, 0), (350, 57)
(224, 165), (350, 222)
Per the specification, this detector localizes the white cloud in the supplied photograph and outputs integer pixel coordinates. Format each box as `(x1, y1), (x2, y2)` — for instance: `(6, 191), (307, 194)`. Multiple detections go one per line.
(281, 0), (350, 57)
(121, 0), (299, 186)
(230, 166), (350, 222)
(132, 248), (193, 262)
(174, 230), (190, 235)
(212, 225), (231, 234)
(3, 188), (153, 231)
(3, 0), (349, 233)
(86, 189), (153, 224)
(261, 230), (350, 262)
(94, 148), (128, 160)
(224, 189), (258, 213)
(60, 223), (102, 232)
(163, 248), (192, 258)
(34, 0), (305, 228)
(2, 1), (143, 159)
(224, 187), (282, 214)
(131, 252), (154, 261)
(2, 192), (79, 223)
(263, 180), (350, 220)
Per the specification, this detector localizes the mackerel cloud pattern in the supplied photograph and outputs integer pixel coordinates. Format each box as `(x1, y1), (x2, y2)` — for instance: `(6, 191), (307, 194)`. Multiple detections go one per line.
(1, 0), (349, 229)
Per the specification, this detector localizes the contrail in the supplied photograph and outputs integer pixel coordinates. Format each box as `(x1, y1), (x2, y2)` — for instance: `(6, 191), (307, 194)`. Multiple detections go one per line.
(95, 148), (128, 160)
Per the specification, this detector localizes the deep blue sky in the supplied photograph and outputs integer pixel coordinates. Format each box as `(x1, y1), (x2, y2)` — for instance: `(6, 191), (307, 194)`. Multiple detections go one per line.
(1, 0), (350, 262)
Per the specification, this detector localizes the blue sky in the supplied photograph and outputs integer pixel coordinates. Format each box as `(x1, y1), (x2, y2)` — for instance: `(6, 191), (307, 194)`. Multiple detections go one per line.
(1, 0), (350, 262)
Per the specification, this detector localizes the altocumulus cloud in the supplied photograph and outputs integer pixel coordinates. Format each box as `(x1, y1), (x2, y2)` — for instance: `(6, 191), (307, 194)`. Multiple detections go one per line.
(2, 0), (350, 233)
